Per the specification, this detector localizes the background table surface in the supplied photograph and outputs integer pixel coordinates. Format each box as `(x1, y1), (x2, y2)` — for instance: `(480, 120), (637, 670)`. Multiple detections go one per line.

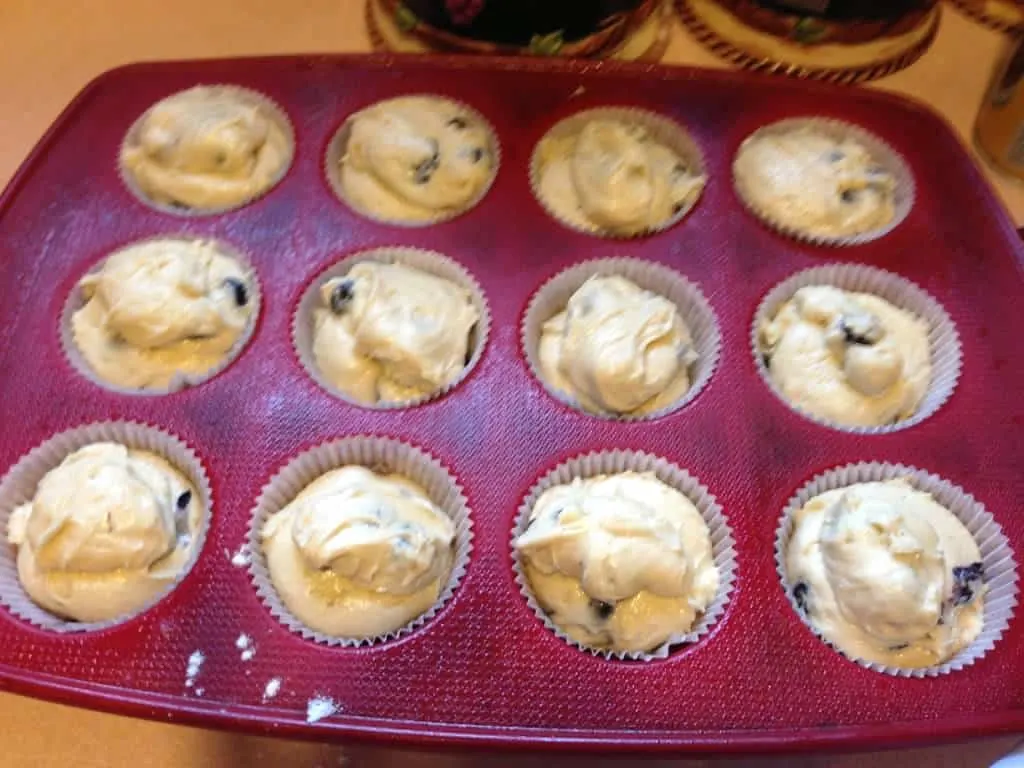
(0, 1), (1021, 764)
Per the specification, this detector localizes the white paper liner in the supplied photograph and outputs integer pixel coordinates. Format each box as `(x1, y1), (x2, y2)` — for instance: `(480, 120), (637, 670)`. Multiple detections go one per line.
(521, 257), (720, 421)
(324, 94), (501, 227)
(0, 421), (212, 633)
(774, 462), (1018, 677)
(59, 235), (263, 396)
(292, 246), (490, 409)
(751, 263), (960, 434)
(732, 117), (914, 246)
(118, 84), (295, 217)
(511, 450), (736, 661)
(529, 106), (707, 239)
(246, 436), (473, 647)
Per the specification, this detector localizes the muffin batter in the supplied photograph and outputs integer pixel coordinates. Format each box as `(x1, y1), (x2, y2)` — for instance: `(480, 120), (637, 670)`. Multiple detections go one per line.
(261, 466), (456, 639)
(72, 238), (256, 391)
(786, 479), (985, 668)
(339, 96), (495, 222)
(312, 261), (479, 405)
(734, 127), (896, 238)
(121, 86), (292, 211)
(759, 285), (930, 427)
(536, 119), (705, 235)
(539, 275), (697, 415)
(515, 471), (719, 653)
(6, 443), (202, 623)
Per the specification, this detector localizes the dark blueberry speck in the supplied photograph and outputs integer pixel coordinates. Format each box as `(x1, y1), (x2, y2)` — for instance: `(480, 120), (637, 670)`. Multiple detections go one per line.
(952, 562), (984, 606)
(672, 202), (686, 215)
(446, 116), (468, 130)
(330, 280), (355, 315)
(841, 321), (875, 346)
(793, 582), (810, 614)
(176, 490), (192, 510)
(414, 158), (437, 184)
(224, 277), (248, 307)
(840, 189), (858, 204)
(842, 328), (873, 346)
(953, 587), (975, 608)
(469, 147), (485, 164)
(590, 599), (615, 620)
(954, 562), (984, 582)
(414, 140), (441, 184)
(828, 150), (845, 163)
(889, 642), (910, 651)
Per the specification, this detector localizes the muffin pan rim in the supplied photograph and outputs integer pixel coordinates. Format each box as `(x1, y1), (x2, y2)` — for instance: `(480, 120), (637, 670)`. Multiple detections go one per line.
(0, 53), (1020, 752)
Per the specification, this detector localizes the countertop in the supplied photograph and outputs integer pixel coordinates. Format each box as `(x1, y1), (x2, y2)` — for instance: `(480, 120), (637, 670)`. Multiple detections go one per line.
(0, 1), (1021, 764)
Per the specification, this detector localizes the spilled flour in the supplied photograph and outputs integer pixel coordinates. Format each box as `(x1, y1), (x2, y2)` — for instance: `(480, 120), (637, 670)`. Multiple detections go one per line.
(235, 633), (256, 661)
(306, 696), (339, 723)
(184, 650), (205, 691)
(263, 677), (282, 701)
(230, 546), (251, 567)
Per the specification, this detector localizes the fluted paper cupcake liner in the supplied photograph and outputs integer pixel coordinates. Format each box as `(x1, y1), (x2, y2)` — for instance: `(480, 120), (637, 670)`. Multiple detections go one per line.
(325, 94), (501, 227)
(732, 117), (914, 246)
(522, 257), (720, 421)
(293, 246), (490, 409)
(775, 462), (1018, 677)
(751, 263), (960, 433)
(60, 235), (263, 396)
(118, 85), (295, 217)
(246, 436), (473, 647)
(530, 106), (707, 238)
(511, 450), (736, 661)
(0, 421), (212, 633)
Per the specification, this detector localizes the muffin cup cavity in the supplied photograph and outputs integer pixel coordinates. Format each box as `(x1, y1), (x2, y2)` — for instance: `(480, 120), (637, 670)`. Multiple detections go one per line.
(529, 106), (707, 239)
(246, 436), (473, 647)
(775, 462), (1018, 677)
(522, 257), (720, 421)
(324, 94), (501, 227)
(292, 246), (490, 409)
(0, 421), (212, 633)
(751, 263), (960, 434)
(118, 84), (295, 217)
(732, 117), (914, 246)
(60, 235), (263, 396)
(511, 450), (736, 661)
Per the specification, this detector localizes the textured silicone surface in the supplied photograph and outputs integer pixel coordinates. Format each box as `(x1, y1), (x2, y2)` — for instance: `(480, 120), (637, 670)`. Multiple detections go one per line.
(0, 54), (1021, 753)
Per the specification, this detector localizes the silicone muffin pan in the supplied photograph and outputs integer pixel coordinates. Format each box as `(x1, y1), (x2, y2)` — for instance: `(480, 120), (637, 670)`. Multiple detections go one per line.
(0, 54), (1021, 753)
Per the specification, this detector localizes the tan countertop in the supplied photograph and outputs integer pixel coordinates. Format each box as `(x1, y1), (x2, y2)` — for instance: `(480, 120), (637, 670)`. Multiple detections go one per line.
(0, 1), (1021, 764)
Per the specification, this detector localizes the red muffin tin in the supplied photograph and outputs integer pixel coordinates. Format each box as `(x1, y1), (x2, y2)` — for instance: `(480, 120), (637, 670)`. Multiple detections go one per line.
(0, 54), (1021, 754)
